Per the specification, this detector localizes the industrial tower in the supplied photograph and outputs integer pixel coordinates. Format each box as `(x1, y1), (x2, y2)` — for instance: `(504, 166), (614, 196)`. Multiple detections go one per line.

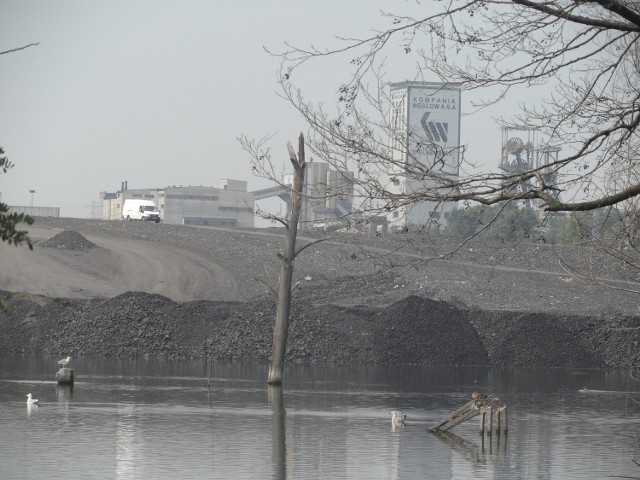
(498, 125), (561, 208)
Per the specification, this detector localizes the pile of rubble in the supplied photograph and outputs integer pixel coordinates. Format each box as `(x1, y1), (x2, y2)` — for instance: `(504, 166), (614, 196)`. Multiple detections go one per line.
(39, 231), (96, 252)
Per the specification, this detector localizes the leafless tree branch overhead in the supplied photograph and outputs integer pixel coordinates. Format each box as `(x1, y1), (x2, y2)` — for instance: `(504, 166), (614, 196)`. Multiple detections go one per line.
(272, 0), (640, 214)
(0, 43), (39, 56)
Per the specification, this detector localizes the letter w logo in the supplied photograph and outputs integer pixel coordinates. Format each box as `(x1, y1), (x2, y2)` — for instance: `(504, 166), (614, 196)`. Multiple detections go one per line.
(420, 112), (448, 143)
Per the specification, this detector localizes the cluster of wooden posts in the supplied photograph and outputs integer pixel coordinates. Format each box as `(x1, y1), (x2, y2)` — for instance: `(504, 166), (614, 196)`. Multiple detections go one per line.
(478, 405), (508, 437)
(428, 392), (508, 437)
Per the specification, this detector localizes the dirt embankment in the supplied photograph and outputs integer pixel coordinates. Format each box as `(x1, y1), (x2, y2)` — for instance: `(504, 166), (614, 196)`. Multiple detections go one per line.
(1, 217), (640, 367)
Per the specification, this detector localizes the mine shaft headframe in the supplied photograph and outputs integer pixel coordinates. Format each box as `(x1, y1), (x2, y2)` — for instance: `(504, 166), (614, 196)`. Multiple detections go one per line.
(499, 124), (561, 173)
(499, 125), (537, 173)
(497, 124), (562, 206)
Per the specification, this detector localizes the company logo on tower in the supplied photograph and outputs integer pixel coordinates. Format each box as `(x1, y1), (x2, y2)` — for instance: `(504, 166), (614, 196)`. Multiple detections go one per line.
(420, 112), (448, 143)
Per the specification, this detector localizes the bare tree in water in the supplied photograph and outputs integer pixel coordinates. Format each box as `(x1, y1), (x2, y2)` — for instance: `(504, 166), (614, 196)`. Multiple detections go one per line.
(240, 133), (327, 385)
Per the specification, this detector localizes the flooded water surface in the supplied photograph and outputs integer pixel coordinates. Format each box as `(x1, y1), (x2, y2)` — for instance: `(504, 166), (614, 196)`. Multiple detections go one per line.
(1, 356), (639, 479)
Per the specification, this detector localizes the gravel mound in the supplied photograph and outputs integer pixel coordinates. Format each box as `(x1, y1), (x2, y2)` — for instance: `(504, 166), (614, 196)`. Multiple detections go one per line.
(2, 217), (640, 367)
(1, 290), (637, 367)
(39, 231), (96, 251)
(471, 311), (605, 367)
(0, 291), (489, 363)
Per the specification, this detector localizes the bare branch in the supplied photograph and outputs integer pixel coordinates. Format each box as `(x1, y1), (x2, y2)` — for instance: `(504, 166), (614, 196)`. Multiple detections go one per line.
(254, 277), (278, 298)
(268, 1), (640, 216)
(511, 0), (640, 31)
(294, 236), (329, 258)
(0, 43), (39, 55)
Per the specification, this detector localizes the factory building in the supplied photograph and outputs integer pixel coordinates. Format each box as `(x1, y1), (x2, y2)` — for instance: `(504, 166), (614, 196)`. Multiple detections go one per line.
(100, 179), (253, 227)
(252, 159), (354, 230)
(297, 161), (353, 228)
(8, 206), (60, 217)
(100, 160), (354, 229)
(163, 180), (253, 226)
(387, 81), (462, 229)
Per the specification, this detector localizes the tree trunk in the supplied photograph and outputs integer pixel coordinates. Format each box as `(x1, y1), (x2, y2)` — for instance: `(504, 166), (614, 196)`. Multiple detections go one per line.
(269, 384), (286, 476)
(267, 133), (306, 385)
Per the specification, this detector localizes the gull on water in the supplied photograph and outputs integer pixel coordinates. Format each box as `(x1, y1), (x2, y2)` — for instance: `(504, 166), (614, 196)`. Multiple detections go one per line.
(390, 410), (407, 426)
(26, 393), (39, 405)
(57, 356), (71, 368)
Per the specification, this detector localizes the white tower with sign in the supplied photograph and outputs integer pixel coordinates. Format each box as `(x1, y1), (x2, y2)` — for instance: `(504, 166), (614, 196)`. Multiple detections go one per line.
(387, 81), (462, 229)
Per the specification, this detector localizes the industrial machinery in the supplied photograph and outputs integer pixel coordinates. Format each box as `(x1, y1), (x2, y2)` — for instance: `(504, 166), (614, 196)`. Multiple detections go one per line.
(498, 125), (561, 207)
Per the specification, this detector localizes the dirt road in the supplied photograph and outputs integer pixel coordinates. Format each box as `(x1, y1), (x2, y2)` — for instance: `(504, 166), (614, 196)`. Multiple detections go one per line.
(2, 217), (640, 315)
(0, 224), (236, 301)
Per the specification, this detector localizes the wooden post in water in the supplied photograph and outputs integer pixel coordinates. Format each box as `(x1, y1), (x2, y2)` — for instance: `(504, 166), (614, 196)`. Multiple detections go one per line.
(56, 367), (74, 385)
(502, 406), (508, 434)
(428, 392), (508, 438)
(488, 407), (494, 436)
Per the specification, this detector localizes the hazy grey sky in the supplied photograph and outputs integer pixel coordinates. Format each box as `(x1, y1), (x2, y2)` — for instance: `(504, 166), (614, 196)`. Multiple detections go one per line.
(1, 1), (504, 218)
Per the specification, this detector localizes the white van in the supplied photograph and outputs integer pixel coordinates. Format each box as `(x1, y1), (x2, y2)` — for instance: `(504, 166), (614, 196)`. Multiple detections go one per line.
(122, 199), (161, 223)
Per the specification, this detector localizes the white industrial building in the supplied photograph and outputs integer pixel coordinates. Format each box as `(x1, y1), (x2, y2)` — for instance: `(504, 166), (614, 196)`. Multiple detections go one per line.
(100, 162), (354, 229)
(8, 206), (60, 217)
(163, 180), (254, 226)
(100, 179), (254, 227)
(387, 81), (462, 229)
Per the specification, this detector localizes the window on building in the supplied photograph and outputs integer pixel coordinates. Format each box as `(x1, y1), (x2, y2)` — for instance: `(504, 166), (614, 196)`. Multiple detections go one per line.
(166, 194), (219, 201)
(218, 206), (252, 212)
(183, 217), (237, 226)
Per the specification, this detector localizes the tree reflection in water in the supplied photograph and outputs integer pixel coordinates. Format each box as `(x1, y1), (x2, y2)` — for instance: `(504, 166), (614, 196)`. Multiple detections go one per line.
(269, 384), (286, 480)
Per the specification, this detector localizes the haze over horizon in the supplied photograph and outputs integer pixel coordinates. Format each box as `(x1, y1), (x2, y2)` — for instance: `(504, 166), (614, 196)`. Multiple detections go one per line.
(2, 1), (507, 221)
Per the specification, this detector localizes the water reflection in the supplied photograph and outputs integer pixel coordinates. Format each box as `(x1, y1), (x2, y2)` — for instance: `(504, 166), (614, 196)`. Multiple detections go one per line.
(269, 385), (286, 480)
(26, 402), (38, 416)
(1, 356), (640, 479)
(116, 404), (143, 480)
(56, 384), (73, 402)
(434, 430), (508, 465)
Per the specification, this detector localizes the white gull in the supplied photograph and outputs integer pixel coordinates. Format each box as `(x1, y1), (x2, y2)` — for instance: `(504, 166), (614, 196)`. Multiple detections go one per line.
(390, 410), (406, 426)
(57, 356), (71, 368)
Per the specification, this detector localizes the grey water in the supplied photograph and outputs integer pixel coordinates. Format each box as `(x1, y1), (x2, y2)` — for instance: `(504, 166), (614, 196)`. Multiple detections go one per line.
(1, 356), (640, 479)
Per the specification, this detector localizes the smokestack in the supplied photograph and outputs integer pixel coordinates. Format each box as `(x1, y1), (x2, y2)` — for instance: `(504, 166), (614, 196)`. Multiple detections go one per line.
(125, 181), (128, 191)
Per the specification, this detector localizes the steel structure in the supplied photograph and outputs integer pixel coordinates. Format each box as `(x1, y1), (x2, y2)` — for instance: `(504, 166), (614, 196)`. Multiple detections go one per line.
(498, 125), (561, 207)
